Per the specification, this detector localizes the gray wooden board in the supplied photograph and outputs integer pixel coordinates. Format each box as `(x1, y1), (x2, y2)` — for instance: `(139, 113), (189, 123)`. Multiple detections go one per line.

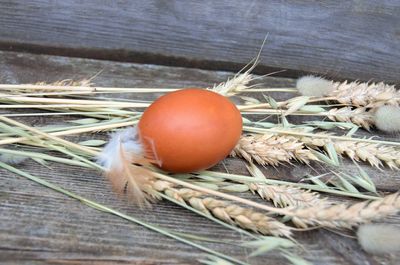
(0, 1), (399, 83)
(0, 51), (399, 265)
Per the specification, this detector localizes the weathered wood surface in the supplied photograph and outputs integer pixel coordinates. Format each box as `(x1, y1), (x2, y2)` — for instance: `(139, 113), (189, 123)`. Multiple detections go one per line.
(0, 1), (399, 83)
(0, 51), (399, 265)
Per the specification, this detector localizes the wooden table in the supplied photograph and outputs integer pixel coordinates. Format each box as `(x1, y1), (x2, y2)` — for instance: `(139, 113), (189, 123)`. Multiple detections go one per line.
(0, 51), (399, 265)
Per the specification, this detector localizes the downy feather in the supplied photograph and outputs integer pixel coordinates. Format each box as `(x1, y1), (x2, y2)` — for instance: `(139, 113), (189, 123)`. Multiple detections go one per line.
(97, 126), (155, 207)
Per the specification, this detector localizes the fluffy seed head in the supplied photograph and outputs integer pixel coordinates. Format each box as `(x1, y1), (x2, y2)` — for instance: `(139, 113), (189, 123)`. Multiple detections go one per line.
(296, 75), (334, 97)
(374, 105), (400, 132)
(357, 224), (400, 255)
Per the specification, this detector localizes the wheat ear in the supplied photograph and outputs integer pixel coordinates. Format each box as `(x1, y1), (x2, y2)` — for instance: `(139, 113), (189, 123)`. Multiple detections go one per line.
(152, 180), (292, 237)
(301, 136), (400, 169)
(231, 134), (319, 166)
(34, 78), (94, 88)
(327, 107), (375, 130)
(249, 183), (324, 208)
(246, 163), (325, 208)
(290, 192), (400, 229)
(329, 80), (399, 108)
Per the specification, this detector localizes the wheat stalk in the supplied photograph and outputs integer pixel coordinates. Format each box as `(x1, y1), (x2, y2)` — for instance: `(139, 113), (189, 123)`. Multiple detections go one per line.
(152, 180), (292, 237)
(290, 192), (400, 228)
(301, 135), (400, 169)
(231, 133), (319, 166)
(0, 119), (138, 146)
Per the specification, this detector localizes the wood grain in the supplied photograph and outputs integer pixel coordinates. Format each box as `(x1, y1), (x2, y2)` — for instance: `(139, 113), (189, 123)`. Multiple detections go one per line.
(0, 1), (399, 83)
(0, 51), (399, 265)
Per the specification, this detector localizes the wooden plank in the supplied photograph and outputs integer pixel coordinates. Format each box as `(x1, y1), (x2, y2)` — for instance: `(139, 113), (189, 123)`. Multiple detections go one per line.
(0, 51), (398, 265)
(0, 1), (399, 83)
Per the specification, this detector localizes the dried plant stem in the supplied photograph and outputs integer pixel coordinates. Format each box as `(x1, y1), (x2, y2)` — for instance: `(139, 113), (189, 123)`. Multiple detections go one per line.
(0, 92), (150, 106)
(152, 180), (292, 237)
(0, 119), (138, 146)
(290, 192), (400, 228)
(244, 88), (298, 93)
(0, 83), (298, 95)
(0, 85), (178, 93)
(302, 136), (400, 169)
(2, 111), (137, 117)
(0, 104), (148, 109)
(0, 148), (91, 168)
(0, 116), (98, 156)
(231, 134), (319, 166)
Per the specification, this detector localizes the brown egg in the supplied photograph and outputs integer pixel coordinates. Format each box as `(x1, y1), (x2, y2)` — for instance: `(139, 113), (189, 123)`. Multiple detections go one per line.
(138, 88), (242, 172)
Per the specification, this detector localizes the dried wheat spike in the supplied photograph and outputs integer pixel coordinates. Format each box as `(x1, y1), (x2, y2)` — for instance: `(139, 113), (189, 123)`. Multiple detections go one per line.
(290, 192), (400, 229)
(152, 180), (292, 237)
(327, 107), (375, 130)
(249, 183), (325, 208)
(232, 134), (319, 166)
(329, 80), (399, 108)
(31, 79), (94, 93)
(210, 73), (255, 97)
(35, 79), (93, 87)
(301, 136), (400, 169)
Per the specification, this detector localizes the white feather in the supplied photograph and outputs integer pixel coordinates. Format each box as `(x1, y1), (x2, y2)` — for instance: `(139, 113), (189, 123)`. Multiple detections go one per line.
(357, 224), (400, 255)
(0, 153), (28, 165)
(374, 105), (400, 132)
(96, 126), (143, 171)
(96, 126), (155, 207)
(296, 75), (334, 97)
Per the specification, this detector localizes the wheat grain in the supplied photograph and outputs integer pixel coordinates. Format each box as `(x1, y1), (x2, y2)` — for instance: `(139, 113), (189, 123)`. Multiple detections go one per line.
(290, 192), (400, 229)
(152, 180), (292, 237)
(231, 134), (319, 166)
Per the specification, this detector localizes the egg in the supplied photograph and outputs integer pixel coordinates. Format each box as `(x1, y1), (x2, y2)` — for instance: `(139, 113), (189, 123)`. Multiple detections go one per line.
(138, 88), (242, 173)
